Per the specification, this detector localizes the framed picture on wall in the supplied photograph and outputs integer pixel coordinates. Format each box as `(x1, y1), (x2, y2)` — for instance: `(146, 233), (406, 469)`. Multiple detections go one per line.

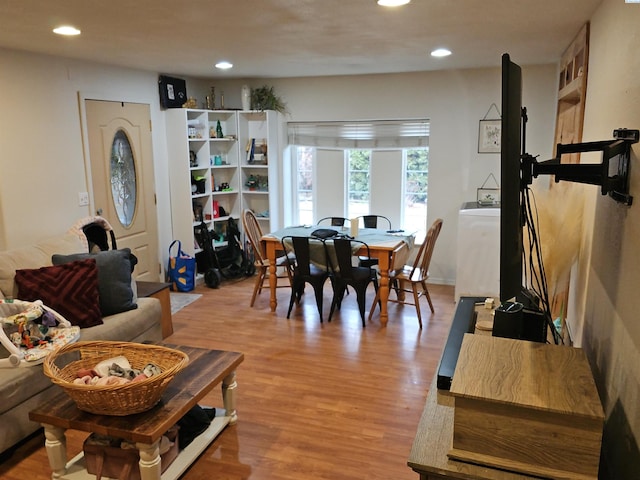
(478, 119), (501, 153)
(158, 75), (187, 109)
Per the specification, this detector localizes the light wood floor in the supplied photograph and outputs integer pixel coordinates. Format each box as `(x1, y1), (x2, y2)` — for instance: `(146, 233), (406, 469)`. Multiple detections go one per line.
(0, 277), (456, 480)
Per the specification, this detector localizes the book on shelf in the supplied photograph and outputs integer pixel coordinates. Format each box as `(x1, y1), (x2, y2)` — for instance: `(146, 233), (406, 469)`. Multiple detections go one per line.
(245, 138), (255, 163)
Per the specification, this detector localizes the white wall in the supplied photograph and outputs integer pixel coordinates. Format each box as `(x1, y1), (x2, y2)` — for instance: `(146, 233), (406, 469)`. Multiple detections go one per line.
(0, 49), (557, 286)
(0, 49), (174, 271)
(569, 0), (640, 476)
(197, 66), (558, 284)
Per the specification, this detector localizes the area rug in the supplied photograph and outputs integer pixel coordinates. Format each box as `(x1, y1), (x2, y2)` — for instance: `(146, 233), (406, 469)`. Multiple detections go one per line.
(170, 292), (202, 315)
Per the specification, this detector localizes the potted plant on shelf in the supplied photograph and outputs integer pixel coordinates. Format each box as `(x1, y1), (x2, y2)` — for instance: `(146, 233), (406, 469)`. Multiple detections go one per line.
(250, 85), (288, 114)
(245, 175), (258, 191)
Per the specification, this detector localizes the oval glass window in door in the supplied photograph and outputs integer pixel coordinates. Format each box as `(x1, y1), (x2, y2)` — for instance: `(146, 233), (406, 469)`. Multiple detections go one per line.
(110, 129), (137, 227)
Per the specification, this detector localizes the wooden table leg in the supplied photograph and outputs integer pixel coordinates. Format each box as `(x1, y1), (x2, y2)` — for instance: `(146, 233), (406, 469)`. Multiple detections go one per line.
(263, 240), (278, 312)
(222, 371), (238, 424)
(377, 253), (391, 327)
(136, 439), (162, 480)
(43, 424), (67, 479)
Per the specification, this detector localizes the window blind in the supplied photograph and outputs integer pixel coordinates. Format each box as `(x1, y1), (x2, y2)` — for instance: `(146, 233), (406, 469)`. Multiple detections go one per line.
(288, 119), (429, 149)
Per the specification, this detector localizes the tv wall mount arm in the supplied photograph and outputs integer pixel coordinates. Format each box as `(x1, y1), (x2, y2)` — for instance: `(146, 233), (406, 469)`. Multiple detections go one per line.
(521, 127), (639, 206)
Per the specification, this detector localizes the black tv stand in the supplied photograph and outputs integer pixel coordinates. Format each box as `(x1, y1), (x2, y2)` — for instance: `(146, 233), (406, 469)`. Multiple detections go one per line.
(522, 128), (639, 206)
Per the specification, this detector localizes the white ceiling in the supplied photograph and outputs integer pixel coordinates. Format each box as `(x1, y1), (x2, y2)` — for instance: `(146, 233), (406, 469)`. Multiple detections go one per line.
(0, 0), (602, 79)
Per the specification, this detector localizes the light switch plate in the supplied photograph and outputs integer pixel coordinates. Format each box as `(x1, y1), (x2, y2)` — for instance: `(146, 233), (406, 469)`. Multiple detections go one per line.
(78, 192), (89, 206)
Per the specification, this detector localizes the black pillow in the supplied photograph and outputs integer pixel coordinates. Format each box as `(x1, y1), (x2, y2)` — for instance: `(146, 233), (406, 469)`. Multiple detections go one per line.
(52, 249), (138, 316)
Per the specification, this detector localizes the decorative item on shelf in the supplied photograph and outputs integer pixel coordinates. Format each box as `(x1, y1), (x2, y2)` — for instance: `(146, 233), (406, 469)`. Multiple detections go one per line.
(189, 150), (197, 167)
(193, 203), (203, 222)
(250, 85), (288, 113)
(191, 175), (206, 194)
(253, 140), (267, 164)
(214, 155), (222, 165)
(206, 95), (214, 110)
(241, 84), (251, 110)
(220, 90), (225, 109)
(246, 175), (258, 191)
(209, 86), (216, 109)
(220, 182), (231, 192)
(258, 175), (268, 191)
(182, 97), (198, 109)
(213, 200), (220, 218)
(216, 120), (223, 138)
(477, 173), (500, 206)
(478, 103), (502, 153)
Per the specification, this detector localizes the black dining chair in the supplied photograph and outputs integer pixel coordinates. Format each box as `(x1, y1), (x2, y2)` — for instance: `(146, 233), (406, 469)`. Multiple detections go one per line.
(281, 236), (330, 322)
(356, 214), (392, 268)
(358, 215), (392, 230)
(325, 238), (378, 327)
(317, 217), (348, 227)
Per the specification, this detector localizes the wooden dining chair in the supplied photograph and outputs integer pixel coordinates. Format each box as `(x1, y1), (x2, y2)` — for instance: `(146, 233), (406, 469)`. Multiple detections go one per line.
(369, 218), (443, 328)
(281, 236), (330, 322)
(317, 217), (348, 227)
(325, 238), (379, 327)
(242, 209), (292, 307)
(358, 215), (392, 229)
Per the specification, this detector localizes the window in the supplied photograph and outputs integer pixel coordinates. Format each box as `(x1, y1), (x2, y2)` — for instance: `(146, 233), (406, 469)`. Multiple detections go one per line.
(347, 150), (371, 218)
(110, 129), (137, 227)
(289, 119), (429, 227)
(403, 148), (429, 239)
(296, 146), (314, 225)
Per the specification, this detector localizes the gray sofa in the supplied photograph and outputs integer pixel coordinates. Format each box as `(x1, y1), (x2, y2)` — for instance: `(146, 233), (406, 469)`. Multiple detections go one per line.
(0, 232), (163, 455)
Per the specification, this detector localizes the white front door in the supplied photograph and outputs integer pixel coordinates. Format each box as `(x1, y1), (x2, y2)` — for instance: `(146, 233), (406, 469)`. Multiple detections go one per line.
(85, 100), (160, 281)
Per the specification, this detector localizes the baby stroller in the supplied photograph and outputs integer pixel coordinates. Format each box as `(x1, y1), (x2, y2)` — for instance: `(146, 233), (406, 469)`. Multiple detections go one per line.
(195, 217), (252, 288)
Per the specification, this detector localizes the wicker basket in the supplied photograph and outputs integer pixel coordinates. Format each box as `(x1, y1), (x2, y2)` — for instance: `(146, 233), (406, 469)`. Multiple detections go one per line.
(43, 341), (189, 416)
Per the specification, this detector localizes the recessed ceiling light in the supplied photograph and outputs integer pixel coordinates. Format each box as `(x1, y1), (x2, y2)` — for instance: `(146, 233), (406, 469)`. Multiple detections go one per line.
(215, 61), (233, 70)
(53, 25), (81, 36)
(431, 48), (452, 58)
(377, 0), (411, 6)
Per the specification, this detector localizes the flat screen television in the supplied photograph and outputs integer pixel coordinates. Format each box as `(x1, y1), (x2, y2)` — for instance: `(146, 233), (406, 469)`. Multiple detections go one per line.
(499, 53), (524, 303)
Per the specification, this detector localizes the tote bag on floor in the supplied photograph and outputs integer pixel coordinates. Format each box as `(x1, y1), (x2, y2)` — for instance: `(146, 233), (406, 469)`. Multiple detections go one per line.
(167, 240), (196, 292)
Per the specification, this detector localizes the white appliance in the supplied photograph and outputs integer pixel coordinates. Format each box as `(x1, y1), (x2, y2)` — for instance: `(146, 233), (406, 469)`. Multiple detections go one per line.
(455, 202), (500, 301)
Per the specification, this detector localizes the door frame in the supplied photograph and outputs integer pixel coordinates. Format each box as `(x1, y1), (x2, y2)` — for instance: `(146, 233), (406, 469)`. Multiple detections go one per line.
(77, 90), (168, 276)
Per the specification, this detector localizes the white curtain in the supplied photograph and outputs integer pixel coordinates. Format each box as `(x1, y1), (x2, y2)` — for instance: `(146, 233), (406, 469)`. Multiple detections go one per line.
(288, 119), (429, 149)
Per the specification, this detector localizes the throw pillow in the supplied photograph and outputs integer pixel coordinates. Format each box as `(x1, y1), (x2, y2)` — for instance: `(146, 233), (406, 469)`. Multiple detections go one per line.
(52, 249), (138, 317)
(15, 259), (103, 328)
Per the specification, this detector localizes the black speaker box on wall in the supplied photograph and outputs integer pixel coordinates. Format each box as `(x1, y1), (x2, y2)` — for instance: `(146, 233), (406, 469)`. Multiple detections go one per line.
(159, 75), (187, 109)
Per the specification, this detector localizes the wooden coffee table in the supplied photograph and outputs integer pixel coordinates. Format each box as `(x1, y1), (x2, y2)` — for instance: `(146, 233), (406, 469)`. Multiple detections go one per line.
(29, 344), (243, 480)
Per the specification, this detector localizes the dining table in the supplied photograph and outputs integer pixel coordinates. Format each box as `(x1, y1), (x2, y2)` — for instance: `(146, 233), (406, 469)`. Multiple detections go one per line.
(261, 225), (415, 326)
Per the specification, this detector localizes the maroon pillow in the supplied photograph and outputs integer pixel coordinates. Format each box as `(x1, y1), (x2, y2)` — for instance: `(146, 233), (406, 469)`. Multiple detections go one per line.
(15, 258), (103, 328)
